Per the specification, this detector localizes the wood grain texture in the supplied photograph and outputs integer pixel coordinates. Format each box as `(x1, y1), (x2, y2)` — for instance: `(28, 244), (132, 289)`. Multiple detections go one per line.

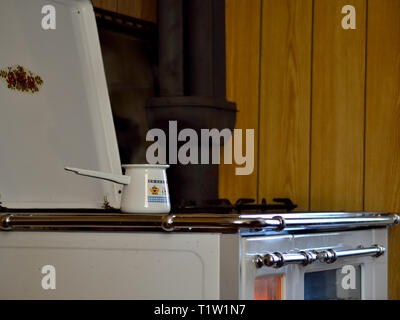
(310, 0), (366, 211)
(117, 0), (157, 22)
(92, 0), (117, 11)
(218, 0), (261, 202)
(258, 0), (312, 210)
(364, 0), (400, 299)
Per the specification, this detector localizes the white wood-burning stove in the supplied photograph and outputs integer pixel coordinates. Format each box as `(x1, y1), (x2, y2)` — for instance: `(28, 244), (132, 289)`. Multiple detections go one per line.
(0, 0), (397, 300)
(0, 211), (397, 299)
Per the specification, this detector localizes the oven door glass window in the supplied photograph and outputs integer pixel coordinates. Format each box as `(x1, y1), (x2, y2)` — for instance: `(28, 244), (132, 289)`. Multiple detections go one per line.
(254, 275), (283, 300)
(304, 265), (361, 300)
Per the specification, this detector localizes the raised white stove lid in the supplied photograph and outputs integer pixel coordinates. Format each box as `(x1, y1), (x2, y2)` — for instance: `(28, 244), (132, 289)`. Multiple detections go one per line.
(0, 0), (122, 209)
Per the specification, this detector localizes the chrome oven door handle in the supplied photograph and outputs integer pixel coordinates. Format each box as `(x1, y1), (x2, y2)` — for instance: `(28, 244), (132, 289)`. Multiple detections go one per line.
(254, 245), (385, 269)
(317, 245), (385, 264)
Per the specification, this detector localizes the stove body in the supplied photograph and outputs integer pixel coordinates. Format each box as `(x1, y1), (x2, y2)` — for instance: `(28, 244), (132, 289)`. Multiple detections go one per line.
(0, 211), (394, 300)
(0, 0), (396, 300)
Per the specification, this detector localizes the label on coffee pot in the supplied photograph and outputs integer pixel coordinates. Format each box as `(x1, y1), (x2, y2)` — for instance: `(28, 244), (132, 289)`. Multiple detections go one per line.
(147, 179), (168, 203)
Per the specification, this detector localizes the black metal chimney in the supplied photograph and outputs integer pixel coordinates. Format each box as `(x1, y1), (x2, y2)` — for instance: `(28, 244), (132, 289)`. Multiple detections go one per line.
(146, 0), (237, 208)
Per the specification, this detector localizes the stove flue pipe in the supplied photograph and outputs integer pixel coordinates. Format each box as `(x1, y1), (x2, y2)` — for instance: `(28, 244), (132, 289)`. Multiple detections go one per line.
(157, 0), (184, 96)
(186, 0), (226, 97)
(147, 0), (237, 209)
(157, 0), (227, 97)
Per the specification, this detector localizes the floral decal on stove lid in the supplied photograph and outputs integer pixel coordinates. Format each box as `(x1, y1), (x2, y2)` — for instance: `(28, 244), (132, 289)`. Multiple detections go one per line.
(0, 65), (43, 94)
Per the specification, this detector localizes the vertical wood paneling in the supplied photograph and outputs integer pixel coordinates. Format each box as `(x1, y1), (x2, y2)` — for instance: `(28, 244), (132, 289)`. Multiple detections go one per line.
(117, 0), (157, 23)
(365, 0), (400, 300)
(310, 0), (366, 211)
(218, 0), (261, 202)
(258, 0), (312, 210)
(92, 0), (117, 11)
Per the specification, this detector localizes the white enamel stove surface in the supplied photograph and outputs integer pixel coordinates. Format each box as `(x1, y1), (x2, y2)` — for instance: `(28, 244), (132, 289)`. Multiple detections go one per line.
(0, 231), (240, 299)
(0, 227), (388, 299)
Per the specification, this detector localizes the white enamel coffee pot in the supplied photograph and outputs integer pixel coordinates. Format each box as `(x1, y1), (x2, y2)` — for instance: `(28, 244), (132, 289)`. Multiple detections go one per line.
(65, 164), (170, 213)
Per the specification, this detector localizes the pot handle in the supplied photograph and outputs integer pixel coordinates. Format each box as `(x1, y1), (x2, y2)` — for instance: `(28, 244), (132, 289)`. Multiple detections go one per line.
(64, 167), (131, 185)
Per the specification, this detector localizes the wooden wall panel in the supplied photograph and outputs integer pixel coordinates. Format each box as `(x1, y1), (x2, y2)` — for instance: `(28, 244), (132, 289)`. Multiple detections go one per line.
(218, 0), (261, 202)
(92, 0), (117, 11)
(117, 0), (157, 23)
(310, 0), (366, 211)
(258, 0), (312, 210)
(365, 0), (400, 300)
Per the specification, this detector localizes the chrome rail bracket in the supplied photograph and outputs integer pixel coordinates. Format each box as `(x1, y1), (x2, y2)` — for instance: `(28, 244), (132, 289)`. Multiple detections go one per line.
(300, 250), (318, 266)
(0, 214), (12, 231)
(254, 255), (264, 269)
(317, 249), (337, 264)
(372, 244), (386, 257)
(161, 214), (176, 232)
(272, 216), (285, 231)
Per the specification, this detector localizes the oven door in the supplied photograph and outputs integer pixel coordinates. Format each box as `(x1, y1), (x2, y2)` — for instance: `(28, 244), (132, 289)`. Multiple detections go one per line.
(241, 228), (388, 300)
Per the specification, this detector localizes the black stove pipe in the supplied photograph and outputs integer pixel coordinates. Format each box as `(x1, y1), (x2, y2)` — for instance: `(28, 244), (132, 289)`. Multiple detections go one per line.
(158, 0), (184, 96)
(186, 0), (226, 98)
(146, 0), (237, 209)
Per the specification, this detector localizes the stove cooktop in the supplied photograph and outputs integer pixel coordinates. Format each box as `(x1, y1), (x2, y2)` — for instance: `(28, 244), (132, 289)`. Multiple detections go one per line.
(0, 198), (297, 214)
(173, 198), (298, 214)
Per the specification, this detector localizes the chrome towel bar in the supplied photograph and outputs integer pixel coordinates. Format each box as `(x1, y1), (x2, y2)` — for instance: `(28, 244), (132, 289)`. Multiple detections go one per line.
(0, 212), (398, 233)
(254, 245), (386, 269)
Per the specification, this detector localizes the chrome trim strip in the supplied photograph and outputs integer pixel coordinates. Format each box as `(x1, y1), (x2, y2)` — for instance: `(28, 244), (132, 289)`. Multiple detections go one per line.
(0, 212), (398, 233)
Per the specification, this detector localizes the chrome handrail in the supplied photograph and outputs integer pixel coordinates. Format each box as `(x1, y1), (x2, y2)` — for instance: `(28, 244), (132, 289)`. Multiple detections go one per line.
(255, 245), (386, 268)
(0, 213), (283, 231)
(0, 212), (398, 233)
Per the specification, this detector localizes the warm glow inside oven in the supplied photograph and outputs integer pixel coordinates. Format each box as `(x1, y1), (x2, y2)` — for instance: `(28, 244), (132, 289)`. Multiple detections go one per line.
(254, 275), (284, 300)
